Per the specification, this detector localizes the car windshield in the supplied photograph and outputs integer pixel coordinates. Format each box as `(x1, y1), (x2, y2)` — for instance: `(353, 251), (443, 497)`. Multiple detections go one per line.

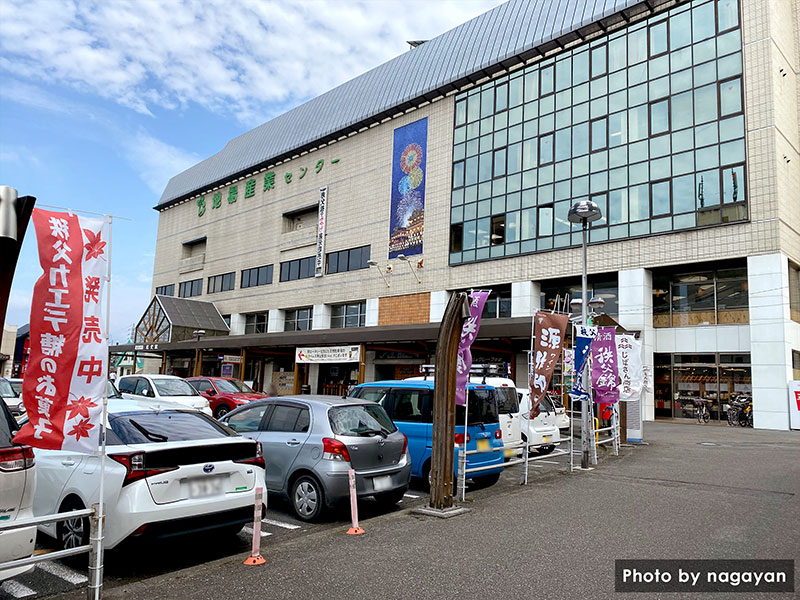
(215, 379), (254, 394)
(0, 379), (15, 398)
(456, 388), (499, 425)
(107, 380), (122, 399)
(495, 387), (519, 414)
(329, 404), (397, 436)
(548, 394), (565, 409)
(109, 410), (233, 444)
(152, 378), (198, 397)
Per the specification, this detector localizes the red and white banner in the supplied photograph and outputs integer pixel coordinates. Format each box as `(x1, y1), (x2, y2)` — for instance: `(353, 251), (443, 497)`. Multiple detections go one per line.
(14, 209), (108, 453)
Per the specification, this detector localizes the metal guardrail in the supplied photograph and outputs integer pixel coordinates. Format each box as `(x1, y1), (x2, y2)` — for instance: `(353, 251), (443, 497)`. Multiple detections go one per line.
(0, 505), (102, 599)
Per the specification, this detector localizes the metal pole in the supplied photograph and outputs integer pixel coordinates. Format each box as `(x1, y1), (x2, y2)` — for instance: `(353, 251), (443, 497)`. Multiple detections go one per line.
(87, 504), (101, 600)
(581, 220), (589, 469)
(459, 392), (468, 502)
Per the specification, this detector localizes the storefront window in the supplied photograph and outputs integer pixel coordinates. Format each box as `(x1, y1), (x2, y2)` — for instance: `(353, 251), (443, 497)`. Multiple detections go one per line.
(244, 312), (267, 334)
(541, 276), (619, 316)
(285, 308), (313, 331)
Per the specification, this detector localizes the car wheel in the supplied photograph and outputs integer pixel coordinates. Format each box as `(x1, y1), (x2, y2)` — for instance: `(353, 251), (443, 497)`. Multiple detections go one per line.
(537, 445), (555, 455)
(291, 475), (325, 522)
(420, 460), (431, 491)
(471, 472), (501, 489)
(214, 404), (232, 419)
(57, 498), (89, 551)
(374, 488), (407, 506)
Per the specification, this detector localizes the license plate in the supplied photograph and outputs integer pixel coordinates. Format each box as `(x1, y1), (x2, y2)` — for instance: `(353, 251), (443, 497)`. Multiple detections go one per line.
(476, 438), (490, 452)
(504, 448), (515, 458)
(188, 476), (225, 498)
(542, 436), (552, 443)
(372, 475), (392, 492)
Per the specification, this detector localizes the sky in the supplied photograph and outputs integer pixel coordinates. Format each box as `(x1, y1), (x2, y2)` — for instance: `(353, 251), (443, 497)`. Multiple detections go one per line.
(0, 0), (504, 345)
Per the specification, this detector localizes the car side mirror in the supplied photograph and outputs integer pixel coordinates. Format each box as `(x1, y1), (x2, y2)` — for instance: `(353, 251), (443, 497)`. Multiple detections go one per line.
(207, 389), (216, 396)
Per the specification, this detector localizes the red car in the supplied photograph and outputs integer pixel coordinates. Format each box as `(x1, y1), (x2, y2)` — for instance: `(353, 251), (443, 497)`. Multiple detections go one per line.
(186, 377), (268, 418)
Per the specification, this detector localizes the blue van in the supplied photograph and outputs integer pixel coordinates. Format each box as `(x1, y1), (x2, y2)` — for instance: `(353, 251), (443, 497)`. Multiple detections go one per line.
(350, 379), (505, 486)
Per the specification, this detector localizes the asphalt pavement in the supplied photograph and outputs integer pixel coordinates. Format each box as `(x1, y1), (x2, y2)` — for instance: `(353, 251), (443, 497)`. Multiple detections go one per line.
(18, 422), (800, 600)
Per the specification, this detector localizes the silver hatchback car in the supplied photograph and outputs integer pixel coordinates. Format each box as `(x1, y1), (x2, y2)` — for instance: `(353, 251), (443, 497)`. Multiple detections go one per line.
(220, 395), (411, 521)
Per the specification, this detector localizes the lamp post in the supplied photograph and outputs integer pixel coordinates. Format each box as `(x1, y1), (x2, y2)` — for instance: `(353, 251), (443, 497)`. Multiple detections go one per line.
(192, 329), (206, 377)
(567, 199), (602, 469)
(396, 254), (422, 284)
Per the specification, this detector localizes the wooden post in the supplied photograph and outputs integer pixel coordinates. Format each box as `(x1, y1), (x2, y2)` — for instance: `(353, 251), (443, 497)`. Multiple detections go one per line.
(241, 347), (247, 381)
(132, 351), (138, 375)
(429, 292), (469, 510)
(358, 344), (366, 384)
(160, 351), (167, 375)
(620, 401), (628, 443)
(293, 362), (301, 394)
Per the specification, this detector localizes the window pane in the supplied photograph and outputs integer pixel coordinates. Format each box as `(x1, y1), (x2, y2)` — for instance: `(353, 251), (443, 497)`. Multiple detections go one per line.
(692, 2), (715, 42)
(650, 21), (668, 56)
(572, 122), (589, 156)
(555, 128), (571, 161)
(718, 0), (739, 31)
(591, 118), (607, 151)
(629, 105), (648, 142)
(719, 78), (742, 116)
(628, 28), (647, 64)
(608, 188), (628, 224)
(555, 57), (571, 91)
(629, 184), (649, 221)
(670, 10), (691, 49)
(574, 50), (590, 84)
(721, 165), (744, 204)
(696, 169), (720, 207)
(539, 134), (553, 164)
(694, 83), (718, 124)
(671, 91), (693, 130)
(651, 99), (669, 135)
(538, 206), (553, 236)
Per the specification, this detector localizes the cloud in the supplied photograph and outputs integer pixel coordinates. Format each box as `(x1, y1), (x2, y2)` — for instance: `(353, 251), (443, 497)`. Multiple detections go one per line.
(123, 130), (201, 195)
(0, 0), (504, 125)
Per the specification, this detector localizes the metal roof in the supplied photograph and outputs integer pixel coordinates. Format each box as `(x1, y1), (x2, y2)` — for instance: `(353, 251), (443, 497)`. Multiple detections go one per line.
(158, 0), (650, 209)
(156, 295), (229, 332)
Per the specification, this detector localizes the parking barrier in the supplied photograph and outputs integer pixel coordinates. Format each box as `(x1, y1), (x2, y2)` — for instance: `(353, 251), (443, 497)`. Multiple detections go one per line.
(345, 469), (364, 535)
(243, 487), (266, 566)
(0, 506), (99, 597)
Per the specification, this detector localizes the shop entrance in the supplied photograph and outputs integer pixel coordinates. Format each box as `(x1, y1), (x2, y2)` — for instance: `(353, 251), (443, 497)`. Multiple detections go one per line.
(318, 363), (360, 396)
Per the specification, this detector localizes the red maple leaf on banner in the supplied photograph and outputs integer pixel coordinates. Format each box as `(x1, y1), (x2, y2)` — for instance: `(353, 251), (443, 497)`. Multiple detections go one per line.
(67, 418), (95, 441)
(83, 229), (106, 260)
(66, 396), (97, 420)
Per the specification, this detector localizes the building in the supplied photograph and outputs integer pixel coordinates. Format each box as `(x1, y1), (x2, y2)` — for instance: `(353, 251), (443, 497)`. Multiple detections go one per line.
(1, 324), (17, 378)
(113, 0), (800, 432)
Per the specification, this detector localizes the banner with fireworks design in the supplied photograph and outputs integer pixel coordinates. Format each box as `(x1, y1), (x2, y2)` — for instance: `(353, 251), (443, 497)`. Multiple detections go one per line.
(388, 117), (427, 259)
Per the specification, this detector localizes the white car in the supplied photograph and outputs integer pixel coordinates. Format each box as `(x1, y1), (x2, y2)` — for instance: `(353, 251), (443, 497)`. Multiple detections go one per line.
(117, 374), (211, 415)
(0, 377), (25, 417)
(544, 393), (570, 430)
(0, 400), (36, 581)
(517, 389), (560, 454)
(33, 395), (266, 550)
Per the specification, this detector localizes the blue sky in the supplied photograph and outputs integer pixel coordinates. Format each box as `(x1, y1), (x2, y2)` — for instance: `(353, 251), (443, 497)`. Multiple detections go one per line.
(1, 0), (502, 343)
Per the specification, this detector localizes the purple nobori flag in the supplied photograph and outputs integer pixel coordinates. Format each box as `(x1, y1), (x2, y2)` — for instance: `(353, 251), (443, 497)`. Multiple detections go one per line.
(570, 325), (596, 401)
(455, 291), (490, 406)
(591, 326), (620, 404)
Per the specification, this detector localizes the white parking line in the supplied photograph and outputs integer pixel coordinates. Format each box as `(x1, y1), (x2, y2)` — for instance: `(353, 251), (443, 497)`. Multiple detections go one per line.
(243, 526), (272, 538)
(37, 561), (88, 585)
(0, 580), (36, 598)
(403, 493), (420, 499)
(261, 518), (300, 530)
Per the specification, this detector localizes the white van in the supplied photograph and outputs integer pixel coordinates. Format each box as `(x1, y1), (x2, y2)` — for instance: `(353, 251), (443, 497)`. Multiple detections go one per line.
(517, 389), (560, 454)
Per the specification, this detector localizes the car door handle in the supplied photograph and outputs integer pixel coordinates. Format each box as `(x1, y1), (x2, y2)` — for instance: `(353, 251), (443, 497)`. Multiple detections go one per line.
(285, 440), (301, 446)
(61, 459), (76, 466)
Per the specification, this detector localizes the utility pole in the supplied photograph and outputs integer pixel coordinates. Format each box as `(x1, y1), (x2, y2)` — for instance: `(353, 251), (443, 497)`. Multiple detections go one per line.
(0, 186), (36, 329)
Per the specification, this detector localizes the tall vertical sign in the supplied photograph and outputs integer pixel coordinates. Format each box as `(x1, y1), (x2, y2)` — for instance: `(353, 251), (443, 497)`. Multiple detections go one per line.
(314, 186), (328, 277)
(389, 118), (427, 259)
(530, 312), (569, 417)
(14, 209), (107, 453)
(455, 291), (490, 405)
(591, 326), (619, 404)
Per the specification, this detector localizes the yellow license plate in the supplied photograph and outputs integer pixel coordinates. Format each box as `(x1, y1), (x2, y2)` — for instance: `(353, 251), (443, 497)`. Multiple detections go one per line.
(504, 448), (514, 458)
(542, 436), (551, 443)
(477, 439), (490, 451)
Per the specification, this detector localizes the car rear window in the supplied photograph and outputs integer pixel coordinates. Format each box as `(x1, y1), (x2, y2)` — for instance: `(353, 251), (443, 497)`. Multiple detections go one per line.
(495, 387), (519, 414)
(329, 404), (397, 436)
(457, 389), (499, 425)
(109, 411), (234, 444)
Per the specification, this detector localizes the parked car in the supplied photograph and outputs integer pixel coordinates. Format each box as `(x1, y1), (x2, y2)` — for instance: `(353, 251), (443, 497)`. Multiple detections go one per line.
(186, 376), (268, 419)
(0, 377), (25, 417)
(8, 378), (23, 398)
(0, 397), (36, 581)
(32, 393), (265, 550)
(220, 395), (410, 522)
(517, 389), (561, 454)
(351, 379), (505, 487)
(545, 392), (570, 430)
(117, 374), (211, 415)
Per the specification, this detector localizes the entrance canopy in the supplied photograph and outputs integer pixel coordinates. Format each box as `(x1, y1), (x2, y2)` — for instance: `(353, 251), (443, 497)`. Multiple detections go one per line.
(133, 295), (229, 345)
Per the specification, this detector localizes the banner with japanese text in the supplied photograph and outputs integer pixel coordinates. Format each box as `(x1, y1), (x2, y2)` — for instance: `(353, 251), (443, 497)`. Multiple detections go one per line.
(570, 325), (596, 401)
(616, 334), (644, 402)
(388, 117), (427, 259)
(455, 291), (489, 406)
(14, 209), (107, 453)
(530, 312), (569, 418)
(591, 326), (619, 404)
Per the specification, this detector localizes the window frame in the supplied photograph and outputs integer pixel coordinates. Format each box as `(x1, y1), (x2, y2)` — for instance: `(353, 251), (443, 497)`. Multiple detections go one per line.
(178, 278), (202, 298)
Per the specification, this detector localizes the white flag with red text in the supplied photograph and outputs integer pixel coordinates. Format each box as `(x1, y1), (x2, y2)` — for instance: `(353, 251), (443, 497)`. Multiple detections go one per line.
(14, 209), (108, 453)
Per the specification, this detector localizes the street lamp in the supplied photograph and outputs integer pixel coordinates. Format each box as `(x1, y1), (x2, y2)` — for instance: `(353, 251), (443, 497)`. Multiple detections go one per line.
(192, 329), (206, 377)
(367, 259), (391, 288)
(567, 199), (602, 469)
(396, 254), (422, 284)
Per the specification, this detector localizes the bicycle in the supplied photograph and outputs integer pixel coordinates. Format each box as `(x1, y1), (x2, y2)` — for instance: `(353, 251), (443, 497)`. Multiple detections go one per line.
(694, 400), (710, 424)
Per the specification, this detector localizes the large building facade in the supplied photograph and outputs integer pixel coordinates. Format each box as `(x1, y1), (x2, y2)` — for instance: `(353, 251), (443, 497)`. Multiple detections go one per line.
(128, 0), (800, 431)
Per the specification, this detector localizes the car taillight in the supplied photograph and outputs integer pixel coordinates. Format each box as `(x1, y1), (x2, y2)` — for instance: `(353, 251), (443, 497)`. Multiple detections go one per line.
(110, 451), (177, 486)
(454, 433), (471, 445)
(401, 433), (408, 456)
(494, 429), (503, 439)
(322, 438), (350, 462)
(235, 441), (265, 469)
(0, 446), (35, 472)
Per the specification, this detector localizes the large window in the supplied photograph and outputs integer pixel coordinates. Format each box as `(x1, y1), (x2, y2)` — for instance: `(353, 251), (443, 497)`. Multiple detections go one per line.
(327, 245), (371, 274)
(155, 284), (174, 297)
(244, 312), (268, 334)
(540, 277), (619, 316)
(331, 301), (367, 328)
(241, 265), (273, 288)
(207, 272), (234, 294)
(653, 264), (748, 327)
(178, 279), (202, 298)
(285, 307), (313, 331)
(790, 262), (800, 324)
(449, 0), (746, 264)
(280, 257), (315, 282)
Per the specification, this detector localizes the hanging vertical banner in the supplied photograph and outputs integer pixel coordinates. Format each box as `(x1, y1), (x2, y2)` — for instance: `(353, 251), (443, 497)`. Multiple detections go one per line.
(616, 334), (644, 402)
(530, 312), (569, 417)
(388, 117), (427, 259)
(14, 209), (108, 453)
(570, 325), (597, 400)
(455, 291), (490, 405)
(314, 186), (328, 277)
(591, 326), (619, 404)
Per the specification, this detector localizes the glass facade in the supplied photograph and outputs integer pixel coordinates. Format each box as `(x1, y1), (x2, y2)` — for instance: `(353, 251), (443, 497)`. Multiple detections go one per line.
(449, 0), (745, 264)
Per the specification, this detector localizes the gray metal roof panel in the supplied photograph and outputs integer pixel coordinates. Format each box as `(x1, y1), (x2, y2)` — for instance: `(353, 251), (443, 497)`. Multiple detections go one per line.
(156, 295), (229, 332)
(159, 0), (644, 208)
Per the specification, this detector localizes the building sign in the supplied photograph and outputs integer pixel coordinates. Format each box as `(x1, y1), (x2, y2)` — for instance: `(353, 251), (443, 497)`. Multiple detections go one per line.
(315, 186), (328, 277)
(221, 355), (242, 364)
(196, 158), (341, 217)
(296, 345), (361, 363)
(221, 363), (234, 378)
(14, 210), (108, 453)
(389, 118), (427, 259)
(134, 343), (159, 351)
